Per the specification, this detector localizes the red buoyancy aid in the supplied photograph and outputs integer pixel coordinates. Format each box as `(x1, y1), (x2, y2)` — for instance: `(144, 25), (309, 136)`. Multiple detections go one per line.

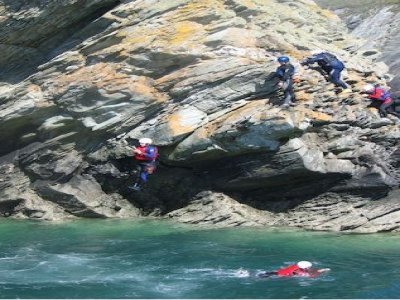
(276, 264), (300, 277)
(134, 145), (158, 162)
(276, 264), (321, 277)
(276, 265), (318, 277)
(368, 87), (392, 102)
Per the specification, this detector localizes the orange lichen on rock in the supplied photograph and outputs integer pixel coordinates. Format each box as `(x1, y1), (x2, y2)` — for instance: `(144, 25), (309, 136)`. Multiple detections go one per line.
(294, 90), (314, 102)
(27, 84), (42, 93)
(118, 27), (155, 50)
(51, 63), (126, 92)
(50, 63), (168, 102)
(168, 21), (205, 45)
(119, 19), (205, 52)
(305, 110), (332, 122)
(129, 76), (169, 102)
(179, 0), (225, 14)
(237, 0), (257, 8)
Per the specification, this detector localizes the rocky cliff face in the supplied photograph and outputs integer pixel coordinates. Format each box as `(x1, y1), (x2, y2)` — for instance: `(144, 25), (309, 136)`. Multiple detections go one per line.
(1, 0), (399, 232)
(315, 0), (400, 94)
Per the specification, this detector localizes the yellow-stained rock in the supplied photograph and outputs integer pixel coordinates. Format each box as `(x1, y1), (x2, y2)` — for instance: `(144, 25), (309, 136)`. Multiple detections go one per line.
(294, 90), (314, 102)
(50, 63), (168, 102)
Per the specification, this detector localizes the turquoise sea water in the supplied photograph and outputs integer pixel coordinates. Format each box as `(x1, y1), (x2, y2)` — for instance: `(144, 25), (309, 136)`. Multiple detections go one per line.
(0, 219), (399, 299)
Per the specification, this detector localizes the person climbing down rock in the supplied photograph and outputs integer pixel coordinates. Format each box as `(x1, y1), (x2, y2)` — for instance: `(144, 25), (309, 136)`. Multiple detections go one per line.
(257, 261), (330, 278)
(362, 84), (400, 119)
(271, 55), (296, 108)
(301, 50), (351, 93)
(129, 137), (158, 191)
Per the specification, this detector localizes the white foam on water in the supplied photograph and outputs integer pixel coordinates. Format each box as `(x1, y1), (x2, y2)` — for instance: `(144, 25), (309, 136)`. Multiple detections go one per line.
(234, 269), (250, 278)
(183, 267), (252, 279)
(54, 253), (94, 264)
(184, 268), (215, 273)
(0, 255), (20, 261)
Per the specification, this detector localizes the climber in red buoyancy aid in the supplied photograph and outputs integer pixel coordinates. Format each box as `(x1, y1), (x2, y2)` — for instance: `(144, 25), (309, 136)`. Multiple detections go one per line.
(129, 137), (158, 191)
(362, 84), (400, 118)
(258, 261), (330, 278)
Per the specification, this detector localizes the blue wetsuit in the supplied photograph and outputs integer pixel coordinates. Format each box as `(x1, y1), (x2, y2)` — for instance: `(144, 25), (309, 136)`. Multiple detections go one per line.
(302, 52), (348, 89)
(274, 63), (295, 105)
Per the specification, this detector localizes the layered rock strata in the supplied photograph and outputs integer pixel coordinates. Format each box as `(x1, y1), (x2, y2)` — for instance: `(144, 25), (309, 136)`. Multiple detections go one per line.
(315, 0), (400, 93)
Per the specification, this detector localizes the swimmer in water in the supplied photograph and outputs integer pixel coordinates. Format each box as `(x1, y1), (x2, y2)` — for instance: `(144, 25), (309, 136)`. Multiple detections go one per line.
(258, 261), (330, 278)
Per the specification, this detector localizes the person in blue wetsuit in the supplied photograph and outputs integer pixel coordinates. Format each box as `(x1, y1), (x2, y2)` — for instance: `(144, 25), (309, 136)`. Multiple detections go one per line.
(273, 56), (296, 108)
(301, 50), (351, 93)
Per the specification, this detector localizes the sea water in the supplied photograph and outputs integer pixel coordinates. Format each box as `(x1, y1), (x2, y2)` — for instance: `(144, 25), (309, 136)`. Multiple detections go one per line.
(0, 219), (399, 299)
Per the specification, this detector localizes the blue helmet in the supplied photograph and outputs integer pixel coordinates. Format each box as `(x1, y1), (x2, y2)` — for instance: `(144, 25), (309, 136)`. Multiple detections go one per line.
(277, 56), (290, 63)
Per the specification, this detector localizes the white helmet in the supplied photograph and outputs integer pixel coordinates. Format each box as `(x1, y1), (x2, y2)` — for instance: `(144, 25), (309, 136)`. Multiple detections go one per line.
(297, 261), (312, 269)
(311, 49), (323, 55)
(139, 138), (153, 145)
(363, 84), (375, 92)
